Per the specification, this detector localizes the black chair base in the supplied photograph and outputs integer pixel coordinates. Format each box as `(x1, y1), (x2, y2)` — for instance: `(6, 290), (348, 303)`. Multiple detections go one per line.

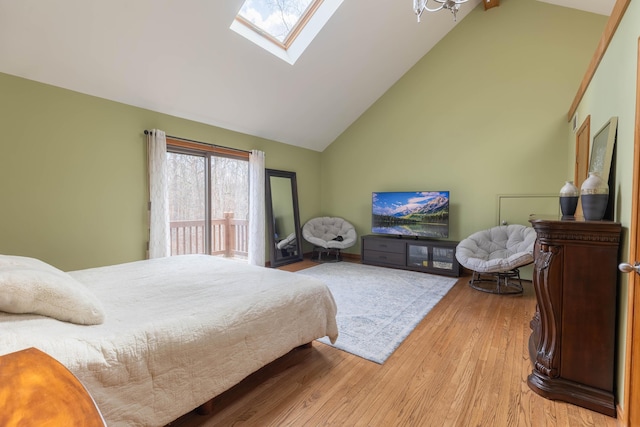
(468, 269), (523, 295)
(311, 247), (342, 263)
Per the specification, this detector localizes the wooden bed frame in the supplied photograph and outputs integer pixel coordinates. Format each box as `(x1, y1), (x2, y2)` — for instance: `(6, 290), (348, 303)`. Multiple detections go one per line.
(0, 348), (106, 426)
(195, 342), (313, 416)
(2, 343), (315, 424)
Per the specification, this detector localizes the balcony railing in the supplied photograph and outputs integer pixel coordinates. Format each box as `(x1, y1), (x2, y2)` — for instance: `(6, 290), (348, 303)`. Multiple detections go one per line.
(170, 212), (248, 259)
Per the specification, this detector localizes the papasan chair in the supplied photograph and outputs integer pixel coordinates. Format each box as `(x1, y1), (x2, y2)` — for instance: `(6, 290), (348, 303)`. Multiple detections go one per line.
(455, 224), (537, 295)
(302, 217), (357, 262)
(276, 232), (298, 257)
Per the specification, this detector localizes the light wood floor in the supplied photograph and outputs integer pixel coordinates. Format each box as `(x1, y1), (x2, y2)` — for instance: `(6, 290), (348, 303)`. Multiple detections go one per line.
(170, 260), (620, 427)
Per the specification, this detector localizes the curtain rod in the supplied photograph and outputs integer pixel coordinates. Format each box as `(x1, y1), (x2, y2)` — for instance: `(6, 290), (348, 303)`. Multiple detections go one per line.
(144, 129), (251, 154)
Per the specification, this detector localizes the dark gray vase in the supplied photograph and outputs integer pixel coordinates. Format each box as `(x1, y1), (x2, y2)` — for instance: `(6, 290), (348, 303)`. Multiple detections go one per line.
(560, 196), (579, 218)
(581, 194), (609, 221)
(559, 181), (579, 218)
(580, 172), (609, 221)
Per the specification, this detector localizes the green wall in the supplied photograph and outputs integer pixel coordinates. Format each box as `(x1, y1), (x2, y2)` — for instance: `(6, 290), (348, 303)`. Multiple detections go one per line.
(320, 0), (606, 254)
(0, 73), (321, 270)
(569, 0), (640, 410)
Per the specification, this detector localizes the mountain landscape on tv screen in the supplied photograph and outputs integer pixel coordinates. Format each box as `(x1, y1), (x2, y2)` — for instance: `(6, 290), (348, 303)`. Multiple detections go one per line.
(372, 192), (449, 237)
(391, 195), (448, 219)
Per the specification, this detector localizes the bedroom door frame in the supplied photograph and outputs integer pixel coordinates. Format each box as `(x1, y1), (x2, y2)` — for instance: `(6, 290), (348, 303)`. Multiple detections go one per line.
(620, 36), (640, 427)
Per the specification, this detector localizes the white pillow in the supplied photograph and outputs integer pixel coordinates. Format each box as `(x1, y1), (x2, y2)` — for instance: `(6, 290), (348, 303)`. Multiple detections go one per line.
(0, 255), (105, 325)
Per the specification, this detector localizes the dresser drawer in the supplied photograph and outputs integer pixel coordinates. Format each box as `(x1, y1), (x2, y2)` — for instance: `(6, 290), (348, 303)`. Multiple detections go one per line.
(362, 238), (405, 254)
(363, 249), (405, 266)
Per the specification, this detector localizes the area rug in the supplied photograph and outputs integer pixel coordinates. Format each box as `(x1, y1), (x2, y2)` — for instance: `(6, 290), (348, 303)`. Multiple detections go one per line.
(297, 262), (458, 364)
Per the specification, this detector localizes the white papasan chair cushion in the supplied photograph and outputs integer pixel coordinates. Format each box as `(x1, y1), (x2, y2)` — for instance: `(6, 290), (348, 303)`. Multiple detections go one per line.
(455, 224), (537, 273)
(302, 217), (357, 249)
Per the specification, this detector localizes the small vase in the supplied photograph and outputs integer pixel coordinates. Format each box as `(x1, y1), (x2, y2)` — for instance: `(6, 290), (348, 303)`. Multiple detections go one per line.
(580, 172), (609, 221)
(559, 181), (579, 218)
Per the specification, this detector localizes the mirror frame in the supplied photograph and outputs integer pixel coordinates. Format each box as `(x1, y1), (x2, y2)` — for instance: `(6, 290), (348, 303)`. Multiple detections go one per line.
(265, 169), (303, 267)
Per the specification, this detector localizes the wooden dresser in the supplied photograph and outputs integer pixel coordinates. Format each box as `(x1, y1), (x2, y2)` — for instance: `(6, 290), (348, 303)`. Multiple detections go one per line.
(527, 216), (621, 417)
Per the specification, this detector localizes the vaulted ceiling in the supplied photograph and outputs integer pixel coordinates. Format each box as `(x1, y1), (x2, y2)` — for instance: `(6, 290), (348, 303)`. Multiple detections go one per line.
(0, 0), (614, 151)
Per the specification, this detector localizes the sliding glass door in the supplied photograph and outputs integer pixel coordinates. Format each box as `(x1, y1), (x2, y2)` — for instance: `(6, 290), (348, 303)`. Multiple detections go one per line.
(166, 148), (249, 260)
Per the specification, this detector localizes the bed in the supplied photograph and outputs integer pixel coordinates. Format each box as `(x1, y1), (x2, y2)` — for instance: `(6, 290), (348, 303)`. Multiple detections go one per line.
(0, 254), (338, 426)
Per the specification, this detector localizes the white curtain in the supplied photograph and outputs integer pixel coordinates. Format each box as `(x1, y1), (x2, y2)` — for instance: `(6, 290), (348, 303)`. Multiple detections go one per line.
(248, 150), (266, 266)
(147, 129), (170, 258)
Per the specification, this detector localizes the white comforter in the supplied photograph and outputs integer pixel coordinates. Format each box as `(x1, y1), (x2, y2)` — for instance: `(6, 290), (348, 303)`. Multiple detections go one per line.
(0, 255), (338, 426)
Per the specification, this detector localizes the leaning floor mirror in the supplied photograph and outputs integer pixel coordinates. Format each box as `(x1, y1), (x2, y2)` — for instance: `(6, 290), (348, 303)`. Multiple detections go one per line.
(265, 169), (303, 267)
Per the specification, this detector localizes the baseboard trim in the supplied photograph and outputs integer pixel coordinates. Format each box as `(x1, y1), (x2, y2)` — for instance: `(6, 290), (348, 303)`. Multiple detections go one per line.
(341, 252), (360, 262)
(617, 402), (626, 425)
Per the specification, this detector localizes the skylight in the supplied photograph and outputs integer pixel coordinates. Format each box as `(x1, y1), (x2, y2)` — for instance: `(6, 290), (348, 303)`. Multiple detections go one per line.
(231, 0), (343, 65)
(237, 0), (320, 47)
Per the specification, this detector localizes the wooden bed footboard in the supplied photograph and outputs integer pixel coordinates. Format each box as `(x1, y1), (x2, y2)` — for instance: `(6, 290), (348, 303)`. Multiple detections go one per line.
(0, 347), (106, 426)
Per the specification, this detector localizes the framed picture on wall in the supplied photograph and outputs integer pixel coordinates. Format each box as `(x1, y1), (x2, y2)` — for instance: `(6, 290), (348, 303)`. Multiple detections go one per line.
(589, 116), (618, 182)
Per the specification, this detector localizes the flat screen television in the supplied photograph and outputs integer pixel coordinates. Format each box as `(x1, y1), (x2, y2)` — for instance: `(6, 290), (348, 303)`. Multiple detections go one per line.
(372, 191), (449, 238)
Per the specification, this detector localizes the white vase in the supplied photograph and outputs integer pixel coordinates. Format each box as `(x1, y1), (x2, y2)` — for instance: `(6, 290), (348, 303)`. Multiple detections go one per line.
(580, 172), (609, 221)
(559, 181), (579, 218)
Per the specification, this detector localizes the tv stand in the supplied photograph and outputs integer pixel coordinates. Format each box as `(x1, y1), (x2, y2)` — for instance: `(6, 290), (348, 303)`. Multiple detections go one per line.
(361, 235), (460, 277)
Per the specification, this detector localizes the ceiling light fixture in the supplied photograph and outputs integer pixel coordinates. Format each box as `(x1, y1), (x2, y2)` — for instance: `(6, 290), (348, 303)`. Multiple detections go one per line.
(413, 0), (468, 22)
